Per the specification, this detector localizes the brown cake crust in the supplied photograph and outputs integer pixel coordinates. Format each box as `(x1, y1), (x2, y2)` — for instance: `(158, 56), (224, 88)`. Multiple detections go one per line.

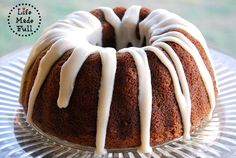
(20, 7), (217, 149)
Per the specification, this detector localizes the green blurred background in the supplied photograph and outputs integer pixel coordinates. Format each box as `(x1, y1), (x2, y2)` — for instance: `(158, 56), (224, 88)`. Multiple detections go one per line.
(0, 0), (236, 58)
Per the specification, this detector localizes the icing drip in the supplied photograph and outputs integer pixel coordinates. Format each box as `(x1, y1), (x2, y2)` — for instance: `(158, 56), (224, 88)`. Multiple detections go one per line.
(139, 9), (216, 119)
(27, 38), (78, 123)
(119, 48), (152, 153)
(25, 11), (103, 122)
(144, 46), (191, 139)
(95, 48), (117, 155)
(140, 9), (218, 98)
(151, 31), (215, 119)
(19, 5), (218, 155)
(153, 42), (191, 138)
(118, 6), (141, 49)
(57, 46), (95, 108)
(99, 5), (142, 49)
(98, 7), (121, 47)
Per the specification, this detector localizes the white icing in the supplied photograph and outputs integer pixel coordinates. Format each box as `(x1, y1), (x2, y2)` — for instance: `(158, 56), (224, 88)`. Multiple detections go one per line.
(27, 38), (78, 123)
(144, 46), (191, 139)
(95, 48), (117, 155)
(98, 7), (121, 47)
(57, 46), (95, 108)
(118, 6), (141, 49)
(119, 48), (152, 153)
(140, 9), (217, 93)
(153, 42), (191, 138)
(19, 5), (217, 155)
(151, 31), (215, 119)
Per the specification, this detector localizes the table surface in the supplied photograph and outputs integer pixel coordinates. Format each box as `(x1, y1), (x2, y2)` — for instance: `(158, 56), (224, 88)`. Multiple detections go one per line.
(0, 0), (236, 58)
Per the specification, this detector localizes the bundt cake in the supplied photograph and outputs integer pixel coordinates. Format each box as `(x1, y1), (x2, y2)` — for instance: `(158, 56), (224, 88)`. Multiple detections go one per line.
(19, 5), (218, 155)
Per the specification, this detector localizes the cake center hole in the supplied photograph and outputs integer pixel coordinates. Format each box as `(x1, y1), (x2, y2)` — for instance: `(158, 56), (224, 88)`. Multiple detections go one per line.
(100, 28), (147, 50)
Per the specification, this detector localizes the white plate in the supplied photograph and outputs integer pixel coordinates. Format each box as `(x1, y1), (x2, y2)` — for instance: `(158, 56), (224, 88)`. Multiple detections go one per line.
(0, 47), (236, 158)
